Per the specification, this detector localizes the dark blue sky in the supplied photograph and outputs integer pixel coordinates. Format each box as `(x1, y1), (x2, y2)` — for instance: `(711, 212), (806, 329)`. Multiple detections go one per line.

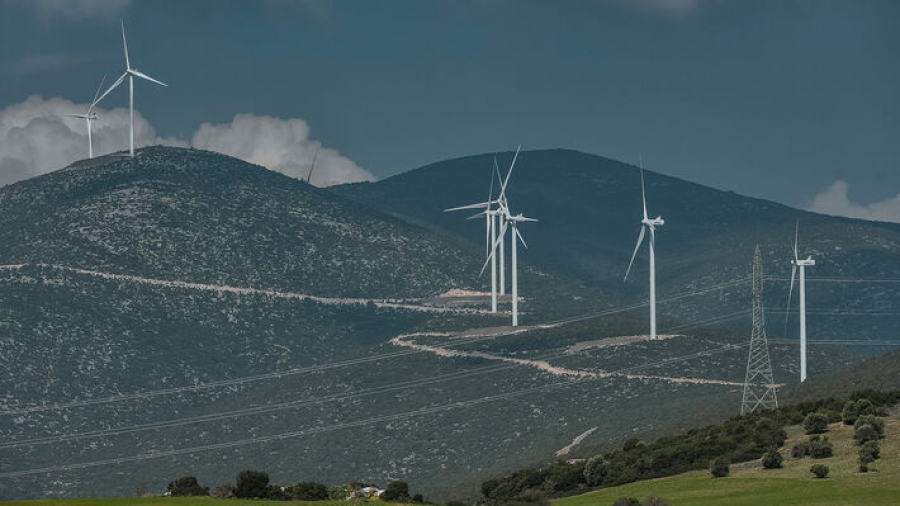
(1, 0), (898, 212)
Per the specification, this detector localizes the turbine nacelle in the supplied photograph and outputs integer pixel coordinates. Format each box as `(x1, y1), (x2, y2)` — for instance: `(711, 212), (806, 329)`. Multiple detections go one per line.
(792, 257), (815, 267)
(642, 216), (664, 228)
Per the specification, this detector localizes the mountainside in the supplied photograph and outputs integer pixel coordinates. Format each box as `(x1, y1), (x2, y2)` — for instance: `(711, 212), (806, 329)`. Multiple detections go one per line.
(0, 146), (483, 299)
(335, 149), (900, 350)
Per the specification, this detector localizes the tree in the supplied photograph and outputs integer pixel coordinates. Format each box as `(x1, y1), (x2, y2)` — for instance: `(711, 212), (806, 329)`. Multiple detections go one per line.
(854, 415), (885, 440)
(622, 437), (643, 452)
(809, 436), (833, 459)
(762, 448), (783, 469)
(412, 493), (424, 503)
(810, 464), (829, 479)
(860, 440), (881, 461)
(235, 469), (270, 499)
(803, 412), (829, 435)
(791, 442), (810, 458)
(287, 481), (330, 501)
(213, 483), (235, 499)
(583, 456), (610, 487)
(842, 399), (875, 425)
(710, 456), (730, 478)
(166, 476), (209, 496)
(854, 424), (879, 446)
(382, 480), (411, 502)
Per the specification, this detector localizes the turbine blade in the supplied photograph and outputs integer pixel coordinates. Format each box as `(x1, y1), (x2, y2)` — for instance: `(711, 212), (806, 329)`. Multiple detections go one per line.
(95, 72), (127, 106)
(90, 73), (108, 108)
(130, 69), (168, 87)
(467, 211), (487, 220)
(624, 226), (646, 282)
(784, 264), (797, 336)
(121, 20), (131, 70)
(640, 156), (648, 221)
(793, 218), (800, 260)
(444, 201), (492, 212)
(485, 214), (490, 260)
(306, 146), (320, 183)
(64, 114), (88, 119)
(501, 144), (521, 195)
(479, 222), (507, 277)
(515, 226), (527, 249)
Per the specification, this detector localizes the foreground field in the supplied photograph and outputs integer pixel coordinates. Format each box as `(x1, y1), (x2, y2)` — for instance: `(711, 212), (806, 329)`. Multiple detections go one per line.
(1, 498), (363, 506)
(555, 415), (900, 506)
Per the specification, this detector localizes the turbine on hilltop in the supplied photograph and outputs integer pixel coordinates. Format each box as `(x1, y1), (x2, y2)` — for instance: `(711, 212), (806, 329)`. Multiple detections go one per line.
(785, 219), (816, 382)
(63, 74), (107, 159)
(96, 21), (168, 157)
(624, 158), (665, 341)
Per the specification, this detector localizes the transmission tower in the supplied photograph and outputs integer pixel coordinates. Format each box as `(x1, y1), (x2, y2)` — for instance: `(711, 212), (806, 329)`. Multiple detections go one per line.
(741, 245), (778, 415)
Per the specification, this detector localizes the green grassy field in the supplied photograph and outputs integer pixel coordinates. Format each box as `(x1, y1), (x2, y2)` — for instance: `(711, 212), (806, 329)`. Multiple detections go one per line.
(0, 499), (373, 506)
(555, 416), (900, 506)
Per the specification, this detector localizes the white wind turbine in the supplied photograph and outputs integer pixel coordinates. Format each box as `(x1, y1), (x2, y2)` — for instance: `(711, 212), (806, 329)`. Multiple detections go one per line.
(64, 74), (107, 159)
(96, 21), (168, 157)
(624, 160), (665, 340)
(785, 219), (815, 382)
(479, 148), (535, 326)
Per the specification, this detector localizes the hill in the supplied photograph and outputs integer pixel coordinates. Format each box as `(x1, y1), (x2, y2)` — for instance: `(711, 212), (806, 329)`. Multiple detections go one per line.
(553, 412), (900, 506)
(335, 149), (900, 351)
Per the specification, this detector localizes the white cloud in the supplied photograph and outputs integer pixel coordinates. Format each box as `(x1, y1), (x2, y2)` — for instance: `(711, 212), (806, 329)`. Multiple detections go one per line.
(0, 95), (184, 187)
(7, 0), (131, 21)
(191, 113), (375, 187)
(807, 180), (900, 224)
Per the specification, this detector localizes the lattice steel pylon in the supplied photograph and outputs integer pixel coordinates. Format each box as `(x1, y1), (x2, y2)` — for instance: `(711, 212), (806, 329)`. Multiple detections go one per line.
(741, 245), (778, 415)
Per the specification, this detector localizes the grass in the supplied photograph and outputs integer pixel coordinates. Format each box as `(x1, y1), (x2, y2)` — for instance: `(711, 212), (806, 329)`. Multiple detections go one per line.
(554, 416), (900, 506)
(1, 499), (370, 506)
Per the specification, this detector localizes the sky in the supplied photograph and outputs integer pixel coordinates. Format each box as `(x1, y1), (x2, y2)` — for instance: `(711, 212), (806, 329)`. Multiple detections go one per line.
(1, 0), (898, 220)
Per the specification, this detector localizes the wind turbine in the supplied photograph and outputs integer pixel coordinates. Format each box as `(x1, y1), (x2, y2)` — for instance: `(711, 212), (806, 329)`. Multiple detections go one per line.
(96, 21), (168, 157)
(64, 74), (107, 159)
(785, 219), (815, 382)
(624, 159), (665, 340)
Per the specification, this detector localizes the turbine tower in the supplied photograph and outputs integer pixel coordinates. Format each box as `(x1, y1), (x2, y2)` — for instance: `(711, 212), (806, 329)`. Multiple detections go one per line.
(786, 219), (815, 382)
(624, 159), (665, 340)
(741, 245), (778, 415)
(64, 74), (107, 159)
(96, 21), (168, 157)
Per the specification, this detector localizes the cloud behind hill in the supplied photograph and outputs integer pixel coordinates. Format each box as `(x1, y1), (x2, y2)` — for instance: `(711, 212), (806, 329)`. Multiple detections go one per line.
(808, 180), (900, 224)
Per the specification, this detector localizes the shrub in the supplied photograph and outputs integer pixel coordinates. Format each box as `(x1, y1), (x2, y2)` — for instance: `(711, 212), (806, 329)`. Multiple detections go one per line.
(860, 440), (880, 461)
(842, 399), (876, 425)
(412, 493), (424, 503)
(710, 456), (730, 478)
(286, 481), (329, 501)
(622, 438), (643, 452)
(810, 464), (829, 479)
(643, 498), (671, 506)
(803, 412), (829, 435)
(213, 483), (235, 499)
(809, 436), (833, 459)
(612, 498), (641, 506)
(854, 424), (879, 446)
(854, 415), (885, 440)
(791, 442), (810, 458)
(235, 469), (270, 499)
(584, 456), (610, 487)
(166, 476), (209, 496)
(762, 448), (783, 469)
(382, 480), (411, 502)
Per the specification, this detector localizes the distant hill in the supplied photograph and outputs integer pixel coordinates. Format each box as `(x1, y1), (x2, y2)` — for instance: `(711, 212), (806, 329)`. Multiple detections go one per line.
(335, 149), (900, 349)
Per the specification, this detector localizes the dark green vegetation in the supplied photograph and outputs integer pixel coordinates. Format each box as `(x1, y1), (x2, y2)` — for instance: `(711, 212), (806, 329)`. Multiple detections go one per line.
(336, 149), (900, 351)
(479, 391), (898, 505)
(1, 147), (899, 502)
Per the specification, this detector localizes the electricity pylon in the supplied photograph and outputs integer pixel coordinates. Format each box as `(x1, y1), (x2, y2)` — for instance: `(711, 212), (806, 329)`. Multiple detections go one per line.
(741, 245), (778, 415)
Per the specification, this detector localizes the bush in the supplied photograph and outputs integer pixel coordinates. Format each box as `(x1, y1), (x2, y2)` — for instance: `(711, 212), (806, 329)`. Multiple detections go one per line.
(842, 399), (876, 425)
(382, 480), (411, 502)
(584, 456), (610, 487)
(810, 464), (829, 479)
(808, 436), (833, 459)
(412, 493), (424, 503)
(622, 438), (643, 452)
(860, 440), (880, 461)
(212, 483), (235, 499)
(854, 415), (885, 440)
(710, 456), (730, 478)
(612, 498), (641, 506)
(286, 481), (329, 501)
(166, 476), (209, 496)
(803, 412), (829, 435)
(643, 498), (671, 506)
(762, 448), (783, 469)
(791, 442), (810, 458)
(235, 469), (270, 499)
(854, 424), (879, 446)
